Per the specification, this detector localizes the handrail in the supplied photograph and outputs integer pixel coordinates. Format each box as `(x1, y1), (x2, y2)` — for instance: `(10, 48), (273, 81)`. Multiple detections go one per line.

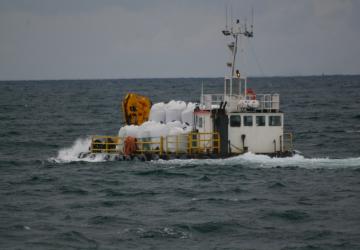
(91, 136), (122, 154)
(283, 132), (293, 152)
(202, 93), (280, 111)
(90, 132), (220, 155)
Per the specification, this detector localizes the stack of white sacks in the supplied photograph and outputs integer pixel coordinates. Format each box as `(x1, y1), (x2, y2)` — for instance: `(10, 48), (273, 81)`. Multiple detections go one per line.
(118, 101), (196, 153)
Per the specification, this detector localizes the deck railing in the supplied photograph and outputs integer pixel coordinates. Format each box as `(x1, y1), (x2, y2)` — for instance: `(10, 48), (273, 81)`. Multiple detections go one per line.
(91, 136), (121, 154)
(90, 132), (220, 155)
(283, 132), (293, 152)
(202, 93), (280, 111)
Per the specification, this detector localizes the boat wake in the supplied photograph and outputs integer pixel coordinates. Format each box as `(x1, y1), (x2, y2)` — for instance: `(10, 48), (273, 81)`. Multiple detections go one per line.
(50, 138), (360, 169)
(154, 153), (360, 169)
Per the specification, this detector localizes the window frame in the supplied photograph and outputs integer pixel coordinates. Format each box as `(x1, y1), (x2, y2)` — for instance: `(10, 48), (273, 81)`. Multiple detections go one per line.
(230, 115), (241, 127)
(256, 116), (266, 126)
(269, 116), (282, 126)
(243, 115), (253, 127)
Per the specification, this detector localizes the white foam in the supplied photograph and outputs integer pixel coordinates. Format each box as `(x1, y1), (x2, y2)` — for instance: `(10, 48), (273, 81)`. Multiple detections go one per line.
(49, 137), (108, 163)
(51, 138), (360, 168)
(153, 152), (360, 169)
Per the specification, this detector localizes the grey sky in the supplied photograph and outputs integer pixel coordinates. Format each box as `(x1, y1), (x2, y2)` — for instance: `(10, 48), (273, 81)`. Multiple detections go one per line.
(0, 0), (359, 80)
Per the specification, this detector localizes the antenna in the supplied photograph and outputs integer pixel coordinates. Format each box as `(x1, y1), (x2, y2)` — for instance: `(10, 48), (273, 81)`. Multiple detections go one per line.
(244, 17), (247, 33)
(225, 3), (228, 30)
(251, 7), (254, 33)
(220, 5), (256, 100)
(244, 8), (254, 38)
(230, 6), (233, 31)
(222, 3), (231, 36)
(201, 81), (204, 106)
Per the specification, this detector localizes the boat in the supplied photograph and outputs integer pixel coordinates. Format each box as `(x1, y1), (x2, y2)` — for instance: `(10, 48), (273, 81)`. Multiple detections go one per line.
(81, 15), (294, 161)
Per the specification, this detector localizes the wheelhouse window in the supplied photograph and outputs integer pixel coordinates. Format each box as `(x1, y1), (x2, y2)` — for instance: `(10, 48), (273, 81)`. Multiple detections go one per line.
(244, 116), (253, 126)
(256, 116), (266, 126)
(269, 116), (281, 126)
(230, 115), (241, 127)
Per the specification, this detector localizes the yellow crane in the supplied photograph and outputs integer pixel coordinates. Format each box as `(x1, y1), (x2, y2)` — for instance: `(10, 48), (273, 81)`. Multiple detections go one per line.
(122, 93), (151, 126)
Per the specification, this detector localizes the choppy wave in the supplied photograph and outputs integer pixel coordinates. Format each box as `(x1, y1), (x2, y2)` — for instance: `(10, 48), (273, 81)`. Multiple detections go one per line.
(154, 152), (360, 169)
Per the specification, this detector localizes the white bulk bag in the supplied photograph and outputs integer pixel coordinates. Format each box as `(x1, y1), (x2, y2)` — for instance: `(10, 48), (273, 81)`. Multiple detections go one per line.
(149, 102), (166, 123)
(181, 102), (196, 126)
(118, 125), (139, 138)
(167, 120), (183, 129)
(167, 127), (188, 153)
(165, 100), (186, 123)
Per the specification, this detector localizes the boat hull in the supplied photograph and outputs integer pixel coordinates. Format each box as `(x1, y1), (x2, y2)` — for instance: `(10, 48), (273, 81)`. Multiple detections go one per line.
(78, 150), (295, 161)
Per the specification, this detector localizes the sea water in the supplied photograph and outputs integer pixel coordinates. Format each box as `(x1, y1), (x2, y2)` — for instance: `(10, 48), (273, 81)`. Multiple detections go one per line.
(0, 76), (360, 249)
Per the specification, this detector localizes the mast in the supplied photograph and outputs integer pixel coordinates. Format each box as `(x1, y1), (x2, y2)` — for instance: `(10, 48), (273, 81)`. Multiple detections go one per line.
(222, 8), (254, 99)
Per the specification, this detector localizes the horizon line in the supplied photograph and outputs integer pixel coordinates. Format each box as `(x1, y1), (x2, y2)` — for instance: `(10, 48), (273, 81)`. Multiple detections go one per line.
(0, 73), (359, 82)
